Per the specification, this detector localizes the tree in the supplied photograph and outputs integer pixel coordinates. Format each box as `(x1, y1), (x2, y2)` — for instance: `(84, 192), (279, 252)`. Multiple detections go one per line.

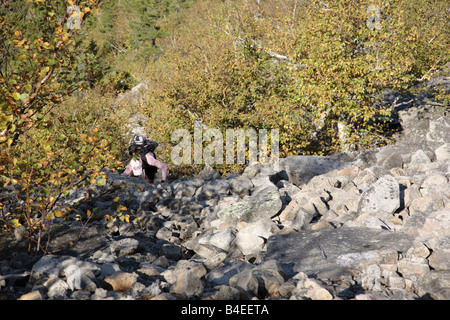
(0, 0), (102, 147)
(0, 0), (128, 253)
(142, 0), (449, 163)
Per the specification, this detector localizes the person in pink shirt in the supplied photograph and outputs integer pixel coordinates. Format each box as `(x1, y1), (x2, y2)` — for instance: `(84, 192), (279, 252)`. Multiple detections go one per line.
(123, 136), (168, 184)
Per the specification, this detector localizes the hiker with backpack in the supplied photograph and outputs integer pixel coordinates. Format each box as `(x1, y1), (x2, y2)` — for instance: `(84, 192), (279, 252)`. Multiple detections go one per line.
(122, 136), (168, 184)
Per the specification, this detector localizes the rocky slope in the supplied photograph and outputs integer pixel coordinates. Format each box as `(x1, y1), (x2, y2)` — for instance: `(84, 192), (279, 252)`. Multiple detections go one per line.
(0, 98), (449, 300)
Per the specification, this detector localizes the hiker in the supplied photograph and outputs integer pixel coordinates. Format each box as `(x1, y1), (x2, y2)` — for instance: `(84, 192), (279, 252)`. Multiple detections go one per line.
(122, 135), (168, 184)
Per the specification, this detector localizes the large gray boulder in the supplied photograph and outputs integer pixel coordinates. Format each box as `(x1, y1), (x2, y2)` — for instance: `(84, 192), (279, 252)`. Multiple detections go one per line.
(216, 186), (282, 226)
(264, 227), (414, 280)
(426, 116), (450, 149)
(358, 175), (400, 216)
(417, 271), (450, 300)
(278, 155), (352, 187)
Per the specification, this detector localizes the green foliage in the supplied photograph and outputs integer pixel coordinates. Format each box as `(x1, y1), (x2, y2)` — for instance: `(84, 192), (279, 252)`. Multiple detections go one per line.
(142, 0), (449, 161)
(83, 0), (193, 89)
(0, 0), (129, 252)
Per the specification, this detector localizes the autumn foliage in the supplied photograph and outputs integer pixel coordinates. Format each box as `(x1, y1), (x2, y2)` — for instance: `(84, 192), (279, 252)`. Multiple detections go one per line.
(143, 0), (449, 162)
(0, 0), (128, 252)
(0, 0), (448, 252)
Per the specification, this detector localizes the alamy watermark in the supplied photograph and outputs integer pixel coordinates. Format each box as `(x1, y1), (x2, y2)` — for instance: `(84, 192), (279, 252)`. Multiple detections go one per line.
(65, 265), (81, 291)
(67, 5), (82, 30)
(171, 127), (280, 169)
(367, 4), (381, 30)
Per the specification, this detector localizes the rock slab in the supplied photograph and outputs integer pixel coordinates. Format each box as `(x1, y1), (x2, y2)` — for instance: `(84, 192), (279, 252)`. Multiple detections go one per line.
(264, 227), (414, 279)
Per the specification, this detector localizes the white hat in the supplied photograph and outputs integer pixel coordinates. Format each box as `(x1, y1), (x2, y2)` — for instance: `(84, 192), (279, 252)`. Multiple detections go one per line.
(132, 135), (146, 146)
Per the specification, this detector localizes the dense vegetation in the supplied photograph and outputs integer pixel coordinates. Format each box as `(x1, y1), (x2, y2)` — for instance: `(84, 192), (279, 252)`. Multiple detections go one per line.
(0, 0), (448, 251)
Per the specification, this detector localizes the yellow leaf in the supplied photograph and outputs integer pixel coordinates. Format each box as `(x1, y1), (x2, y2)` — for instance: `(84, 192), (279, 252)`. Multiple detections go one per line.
(11, 219), (21, 227)
(55, 209), (66, 218)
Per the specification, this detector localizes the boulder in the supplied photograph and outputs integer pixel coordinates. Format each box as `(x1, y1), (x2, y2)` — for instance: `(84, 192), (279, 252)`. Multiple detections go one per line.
(205, 260), (251, 286)
(102, 272), (138, 292)
(435, 143), (450, 163)
(172, 179), (202, 199)
(358, 175), (400, 216)
(171, 269), (204, 297)
(428, 236), (450, 270)
(264, 227), (414, 280)
(426, 116), (450, 148)
(234, 219), (279, 256)
(278, 155), (351, 187)
(291, 272), (333, 300)
(401, 207), (450, 248)
(417, 271), (450, 300)
(197, 228), (235, 252)
(216, 186), (282, 227)
(18, 290), (44, 300)
(110, 238), (140, 257)
(196, 179), (231, 201)
(226, 175), (254, 197)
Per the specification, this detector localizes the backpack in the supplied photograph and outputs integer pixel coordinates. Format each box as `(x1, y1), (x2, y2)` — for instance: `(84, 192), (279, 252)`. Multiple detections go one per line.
(128, 136), (159, 164)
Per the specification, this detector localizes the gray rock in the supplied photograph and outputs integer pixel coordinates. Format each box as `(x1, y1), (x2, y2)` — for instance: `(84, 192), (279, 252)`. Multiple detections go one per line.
(195, 164), (221, 180)
(397, 257), (430, 277)
(217, 186), (282, 226)
(435, 143), (450, 163)
(184, 239), (224, 260)
(226, 175), (254, 197)
(110, 238), (140, 257)
(426, 116), (450, 148)
(229, 269), (259, 298)
(172, 179), (203, 199)
(278, 155), (351, 187)
(196, 179), (231, 201)
(97, 262), (122, 280)
(291, 271), (333, 300)
(410, 149), (432, 166)
(171, 269), (204, 297)
(44, 276), (69, 299)
(234, 219), (279, 256)
(417, 270), (450, 299)
(264, 227), (414, 280)
(358, 175), (400, 216)
(205, 260), (251, 286)
(43, 224), (111, 258)
(18, 290), (45, 300)
(215, 285), (241, 300)
(198, 228), (235, 252)
(428, 236), (450, 271)
(30, 255), (63, 282)
(161, 243), (183, 260)
(401, 207), (450, 248)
